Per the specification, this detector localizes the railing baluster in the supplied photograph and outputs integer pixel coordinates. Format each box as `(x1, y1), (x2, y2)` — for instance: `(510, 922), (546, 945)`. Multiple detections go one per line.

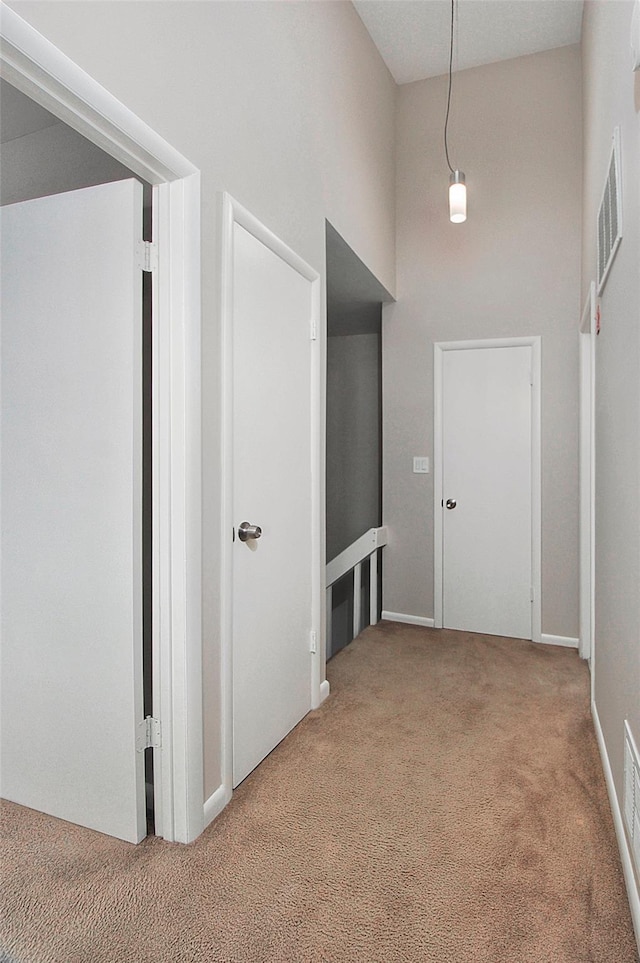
(353, 562), (362, 639)
(369, 549), (378, 626)
(325, 527), (388, 652)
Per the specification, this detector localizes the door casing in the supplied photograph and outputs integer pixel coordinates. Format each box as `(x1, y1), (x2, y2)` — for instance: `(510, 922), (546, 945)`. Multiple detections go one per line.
(433, 337), (542, 641)
(579, 283), (597, 678)
(1, 6), (203, 843)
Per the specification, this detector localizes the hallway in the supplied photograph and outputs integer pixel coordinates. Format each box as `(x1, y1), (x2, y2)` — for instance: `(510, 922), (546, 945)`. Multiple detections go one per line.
(2, 622), (636, 962)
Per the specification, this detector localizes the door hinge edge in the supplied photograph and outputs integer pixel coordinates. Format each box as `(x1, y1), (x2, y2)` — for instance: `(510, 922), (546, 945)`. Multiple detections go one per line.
(136, 715), (162, 752)
(137, 239), (158, 273)
(309, 629), (317, 654)
(310, 317), (318, 341)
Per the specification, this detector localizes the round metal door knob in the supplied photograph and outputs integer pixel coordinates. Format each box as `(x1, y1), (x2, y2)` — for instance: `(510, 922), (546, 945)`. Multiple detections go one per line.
(445, 499), (457, 510)
(238, 521), (262, 542)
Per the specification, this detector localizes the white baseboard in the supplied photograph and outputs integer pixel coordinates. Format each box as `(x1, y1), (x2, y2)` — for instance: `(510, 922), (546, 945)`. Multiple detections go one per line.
(379, 619), (578, 647)
(319, 679), (330, 703)
(381, 611), (435, 628)
(540, 633), (579, 649)
(203, 783), (232, 830)
(592, 699), (640, 951)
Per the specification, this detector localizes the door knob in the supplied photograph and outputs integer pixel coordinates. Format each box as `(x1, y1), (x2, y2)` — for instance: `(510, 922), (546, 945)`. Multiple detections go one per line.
(238, 521), (262, 542)
(445, 499), (457, 510)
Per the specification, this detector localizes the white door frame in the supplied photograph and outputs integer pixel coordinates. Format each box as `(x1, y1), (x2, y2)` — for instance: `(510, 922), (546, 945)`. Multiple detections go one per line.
(1, 6), (204, 843)
(218, 193), (325, 817)
(579, 283), (597, 671)
(434, 337), (542, 642)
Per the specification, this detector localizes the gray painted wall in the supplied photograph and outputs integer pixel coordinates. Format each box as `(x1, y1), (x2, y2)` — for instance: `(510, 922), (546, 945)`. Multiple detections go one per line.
(1, 113), (134, 206)
(326, 324), (381, 562)
(582, 0), (640, 817)
(326, 323), (381, 659)
(383, 45), (582, 638)
(326, 224), (386, 657)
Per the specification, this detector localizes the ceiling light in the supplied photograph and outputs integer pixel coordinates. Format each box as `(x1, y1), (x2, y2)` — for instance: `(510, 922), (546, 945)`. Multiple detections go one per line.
(444, 0), (466, 223)
(449, 170), (466, 223)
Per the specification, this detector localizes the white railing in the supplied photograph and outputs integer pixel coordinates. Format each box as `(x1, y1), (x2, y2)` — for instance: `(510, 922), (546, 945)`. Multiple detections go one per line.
(325, 526), (388, 651)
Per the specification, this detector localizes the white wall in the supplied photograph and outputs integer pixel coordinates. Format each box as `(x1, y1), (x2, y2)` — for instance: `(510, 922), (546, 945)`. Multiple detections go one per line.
(582, 0), (640, 814)
(384, 46), (582, 638)
(8, 0), (397, 802)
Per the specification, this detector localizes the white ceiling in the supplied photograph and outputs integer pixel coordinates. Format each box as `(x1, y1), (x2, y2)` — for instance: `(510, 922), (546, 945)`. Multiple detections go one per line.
(353, 0), (584, 85)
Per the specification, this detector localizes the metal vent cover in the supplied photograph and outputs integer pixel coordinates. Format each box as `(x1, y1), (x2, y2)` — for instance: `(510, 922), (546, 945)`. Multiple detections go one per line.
(597, 128), (623, 293)
(623, 720), (640, 879)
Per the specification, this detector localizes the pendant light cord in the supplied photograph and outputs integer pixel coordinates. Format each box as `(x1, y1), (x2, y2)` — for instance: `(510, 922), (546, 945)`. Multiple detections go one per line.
(444, 0), (455, 174)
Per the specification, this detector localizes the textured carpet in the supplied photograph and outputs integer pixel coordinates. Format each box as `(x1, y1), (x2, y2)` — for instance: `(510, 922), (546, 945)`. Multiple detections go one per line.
(1, 622), (638, 962)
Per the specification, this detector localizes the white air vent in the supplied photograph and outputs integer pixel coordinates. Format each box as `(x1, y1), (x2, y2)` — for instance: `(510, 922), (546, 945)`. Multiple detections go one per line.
(623, 720), (640, 880)
(597, 128), (623, 293)
(634, 771), (640, 871)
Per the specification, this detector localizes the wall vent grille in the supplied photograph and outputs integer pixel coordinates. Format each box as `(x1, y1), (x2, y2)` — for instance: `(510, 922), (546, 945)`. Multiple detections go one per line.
(623, 720), (640, 881)
(597, 127), (623, 293)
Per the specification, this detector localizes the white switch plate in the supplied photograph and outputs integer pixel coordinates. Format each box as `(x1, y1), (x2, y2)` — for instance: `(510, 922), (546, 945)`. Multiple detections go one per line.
(413, 456), (429, 473)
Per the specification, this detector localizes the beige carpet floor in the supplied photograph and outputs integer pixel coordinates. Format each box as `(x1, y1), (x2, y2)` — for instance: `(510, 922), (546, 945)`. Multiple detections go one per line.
(1, 621), (638, 962)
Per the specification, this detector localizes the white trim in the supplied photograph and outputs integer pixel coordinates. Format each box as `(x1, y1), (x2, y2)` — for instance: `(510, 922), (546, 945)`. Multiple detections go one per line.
(0, 4), (196, 183)
(309, 257), (325, 709)
(1, 5), (203, 844)
(539, 634), (579, 649)
(592, 701), (640, 950)
(379, 619), (578, 646)
(434, 345), (444, 628)
(157, 174), (204, 843)
(353, 562), (362, 639)
(325, 584), (333, 663)
(219, 193), (326, 803)
(369, 550), (379, 626)
(579, 283), (597, 669)
(381, 612), (436, 628)
(219, 193), (234, 803)
(326, 526), (388, 587)
(203, 784), (232, 830)
(433, 337), (542, 642)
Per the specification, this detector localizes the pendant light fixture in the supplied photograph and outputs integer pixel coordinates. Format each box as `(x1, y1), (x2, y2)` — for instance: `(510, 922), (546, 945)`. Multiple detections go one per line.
(444, 0), (466, 223)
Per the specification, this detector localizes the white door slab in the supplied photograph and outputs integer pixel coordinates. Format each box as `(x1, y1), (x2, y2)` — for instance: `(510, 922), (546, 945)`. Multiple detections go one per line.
(231, 220), (315, 788)
(439, 343), (534, 639)
(1, 180), (146, 843)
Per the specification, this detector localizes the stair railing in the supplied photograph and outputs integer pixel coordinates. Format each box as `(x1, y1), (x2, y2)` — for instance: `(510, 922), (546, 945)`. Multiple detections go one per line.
(325, 526), (388, 652)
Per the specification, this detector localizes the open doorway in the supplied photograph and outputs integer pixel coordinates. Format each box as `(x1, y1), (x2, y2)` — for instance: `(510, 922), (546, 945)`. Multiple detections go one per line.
(1, 6), (203, 843)
(325, 223), (391, 656)
(1, 79), (157, 837)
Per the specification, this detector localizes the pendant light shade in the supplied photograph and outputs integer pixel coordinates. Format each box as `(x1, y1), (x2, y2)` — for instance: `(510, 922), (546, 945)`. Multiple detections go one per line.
(444, 1), (467, 224)
(449, 170), (466, 223)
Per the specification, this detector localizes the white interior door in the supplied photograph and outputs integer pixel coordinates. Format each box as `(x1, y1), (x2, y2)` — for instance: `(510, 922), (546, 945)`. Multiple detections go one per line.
(1, 179), (146, 843)
(231, 220), (315, 788)
(438, 343), (535, 639)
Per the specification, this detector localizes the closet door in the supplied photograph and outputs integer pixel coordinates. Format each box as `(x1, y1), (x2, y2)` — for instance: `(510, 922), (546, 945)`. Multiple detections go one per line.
(1, 180), (146, 843)
(439, 343), (534, 639)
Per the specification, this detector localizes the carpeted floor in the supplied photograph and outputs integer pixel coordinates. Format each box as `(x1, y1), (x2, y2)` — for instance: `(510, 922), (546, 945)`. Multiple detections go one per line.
(1, 621), (638, 962)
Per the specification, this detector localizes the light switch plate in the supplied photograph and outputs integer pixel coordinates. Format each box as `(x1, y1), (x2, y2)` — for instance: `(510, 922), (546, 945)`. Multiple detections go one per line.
(413, 456), (429, 473)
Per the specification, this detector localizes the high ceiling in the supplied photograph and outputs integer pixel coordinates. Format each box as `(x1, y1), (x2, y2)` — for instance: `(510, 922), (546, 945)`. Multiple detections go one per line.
(353, 0), (584, 85)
